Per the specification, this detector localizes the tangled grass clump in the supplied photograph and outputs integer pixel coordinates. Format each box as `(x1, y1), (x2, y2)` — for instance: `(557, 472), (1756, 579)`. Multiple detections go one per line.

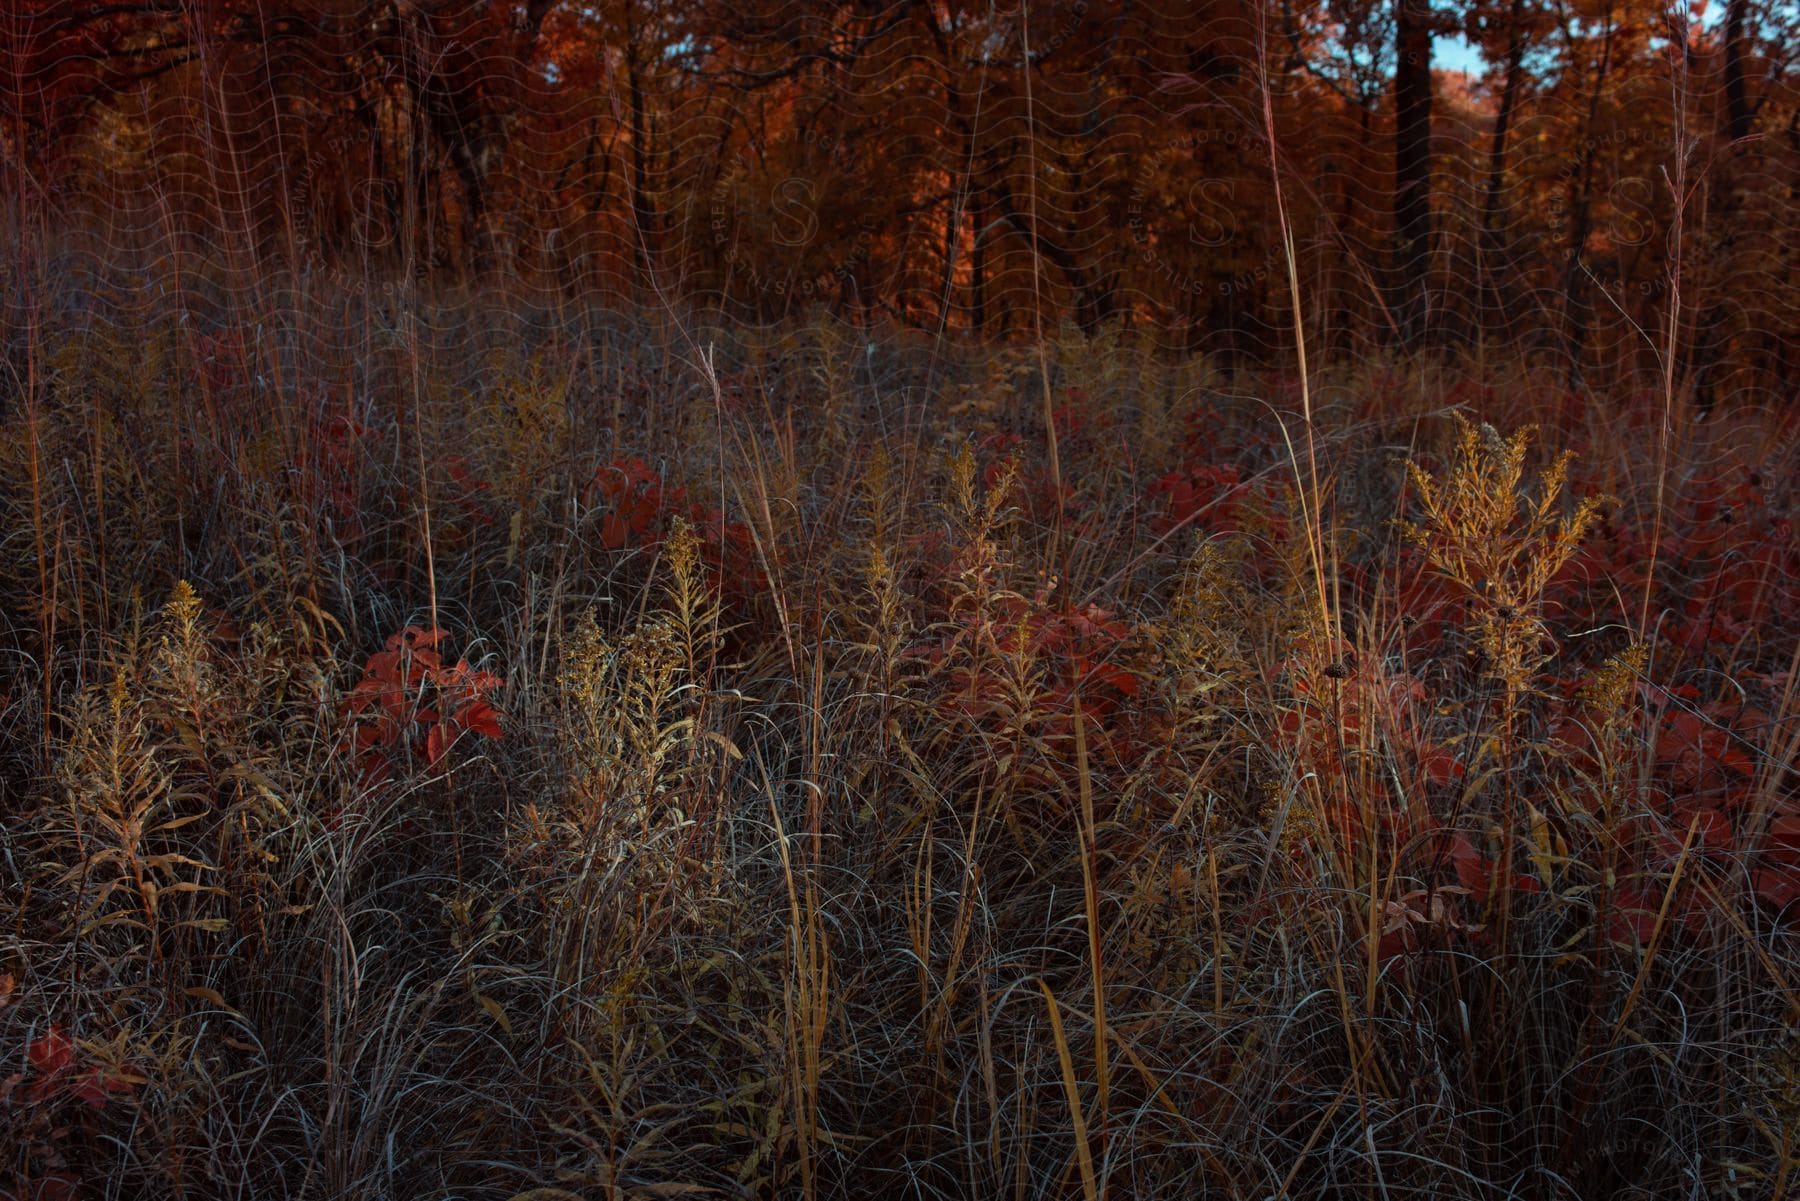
(2, 279), (1798, 1200)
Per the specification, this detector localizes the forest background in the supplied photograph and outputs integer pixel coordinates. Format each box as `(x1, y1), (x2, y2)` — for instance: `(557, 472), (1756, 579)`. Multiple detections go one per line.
(3, 3), (1799, 1200)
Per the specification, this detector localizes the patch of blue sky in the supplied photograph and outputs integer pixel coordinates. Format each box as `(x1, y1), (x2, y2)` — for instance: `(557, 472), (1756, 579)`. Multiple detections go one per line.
(1436, 30), (1486, 76)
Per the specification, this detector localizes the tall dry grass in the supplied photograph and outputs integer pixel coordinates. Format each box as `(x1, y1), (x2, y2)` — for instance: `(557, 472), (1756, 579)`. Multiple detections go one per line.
(1, 258), (1798, 1200)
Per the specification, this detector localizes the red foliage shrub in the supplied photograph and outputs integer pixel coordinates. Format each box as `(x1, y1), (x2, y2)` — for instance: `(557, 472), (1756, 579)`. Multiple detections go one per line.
(342, 626), (504, 784)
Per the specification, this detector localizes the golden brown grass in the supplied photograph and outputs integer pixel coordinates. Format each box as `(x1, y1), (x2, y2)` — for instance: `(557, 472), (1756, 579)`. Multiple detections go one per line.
(2, 265), (1798, 1201)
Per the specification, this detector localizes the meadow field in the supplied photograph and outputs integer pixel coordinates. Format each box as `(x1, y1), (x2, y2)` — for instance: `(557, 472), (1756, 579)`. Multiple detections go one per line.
(1, 267), (1796, 1200)
(4, 0), (1799, 1194)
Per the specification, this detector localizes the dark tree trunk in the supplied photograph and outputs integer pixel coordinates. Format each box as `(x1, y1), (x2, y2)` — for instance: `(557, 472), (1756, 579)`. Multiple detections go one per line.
(972, 192), (990, 332)
(1723, 0), (1753, 143)
(1392, 0), (1434, 348)
(993, 173), (1116, 333)
(1480, 0), (1528, 313)
(1559, 7), (1615, 383)
(1690, 0), (1755, 413)
(626, 41), (657, 291)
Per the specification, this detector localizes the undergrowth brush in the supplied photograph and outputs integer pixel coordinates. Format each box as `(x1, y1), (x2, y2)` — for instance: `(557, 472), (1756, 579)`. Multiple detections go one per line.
(2, 276), (1797, 1200)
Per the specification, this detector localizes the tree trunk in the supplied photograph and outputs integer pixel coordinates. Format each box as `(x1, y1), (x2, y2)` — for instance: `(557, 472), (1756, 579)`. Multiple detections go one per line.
(1480, 0), (1528, 316)
(1690, 0), (1754, 413)
(1722, 0), (1752, 143)
(626, 39), (657, 293)
(1558, 7), (1615, 383)
(972, 191), (990, 332)
(1392, 0), (1434, 348)
(994, 174), (1115, 333)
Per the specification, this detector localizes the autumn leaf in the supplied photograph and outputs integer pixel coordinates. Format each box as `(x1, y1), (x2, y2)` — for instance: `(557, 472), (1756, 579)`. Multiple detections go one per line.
(27, 1026), (74, 1076)
(1606, 887), (1661, 946)
(457, 701), (504, 739)
(71, 1065), (135, 1111)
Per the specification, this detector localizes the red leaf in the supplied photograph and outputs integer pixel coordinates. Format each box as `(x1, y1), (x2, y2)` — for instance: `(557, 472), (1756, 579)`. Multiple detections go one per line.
(71, 1066), (132, 1111)
(1754, 867), (1800, 912)
(1441, 832), (1490, 900)
(356, 752), (391, 787)
(1768, 816), (1800, 866)
(31, 1172), (81, 1201)
(1684, 806), (1733, 851)
(375, 684), (407, 721)
(1655, 710), (1703, 761)
(601, 513), (629, 549)
(1418, 745), (1463, 787)
(27, 1026), (73, 1076)
(1376, 927), (1415, 962)
(425, 723), (449, 766)
(1607, 887), (1661, 945)
(457, 701), (503, 739)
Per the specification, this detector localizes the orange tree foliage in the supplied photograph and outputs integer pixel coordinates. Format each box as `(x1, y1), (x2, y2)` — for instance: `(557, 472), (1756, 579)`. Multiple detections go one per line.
(2, 0), (1795, 386)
